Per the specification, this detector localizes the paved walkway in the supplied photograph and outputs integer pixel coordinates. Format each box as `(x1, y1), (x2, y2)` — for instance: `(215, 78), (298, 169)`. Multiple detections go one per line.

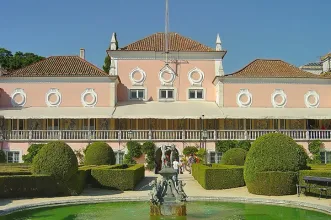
(1, 171), (331, 215)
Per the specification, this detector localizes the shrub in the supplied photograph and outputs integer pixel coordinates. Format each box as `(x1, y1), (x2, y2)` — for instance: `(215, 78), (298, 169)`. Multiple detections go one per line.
(215, 140), (238, 153)
(22, 144), (45, 163)
(32, 141), (78, 183)
(0, 150), (6, 163)
(237, 140), (251, 151)
(220, 148), (247, 166)
(196, 148), (206, 163)
(84, 142), (116, 166)
(124, 141), (142, 164)
(244, 133), (307, 195)
(183, 146), (198, 156)
(0, 175), (59, 198)
(65, 169), (89, 195)
(308, 140), (323, 164)
(247, 171), (298, 196)
(192, 163), (244, 190)
(142, 141), (156, 170)
(90, 164), (145, 190)
(297, 145), (309, 170)
(308, 140), (322, 155)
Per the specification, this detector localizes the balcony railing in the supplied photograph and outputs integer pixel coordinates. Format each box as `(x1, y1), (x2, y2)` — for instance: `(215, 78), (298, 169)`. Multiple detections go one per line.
(2, 129), (331, 141)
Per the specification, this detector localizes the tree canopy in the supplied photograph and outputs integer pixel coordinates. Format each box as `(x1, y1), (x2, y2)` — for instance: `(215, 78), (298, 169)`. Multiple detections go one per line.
(0, 48), (44, 72)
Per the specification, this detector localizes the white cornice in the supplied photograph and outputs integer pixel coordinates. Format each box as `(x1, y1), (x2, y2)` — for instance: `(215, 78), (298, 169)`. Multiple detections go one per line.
(212, 76), (331, 85)
(0, 77), (117, 83)
(107, 51), (227, 60)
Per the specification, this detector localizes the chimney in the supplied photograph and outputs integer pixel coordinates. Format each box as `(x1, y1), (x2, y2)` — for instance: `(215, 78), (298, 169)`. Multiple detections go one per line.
(321, 53), (331, 73)
(79, 48), (85, 59)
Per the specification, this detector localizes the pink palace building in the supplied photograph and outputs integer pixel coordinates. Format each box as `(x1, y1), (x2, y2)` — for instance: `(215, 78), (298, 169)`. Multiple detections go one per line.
(1, 32), (331, 164)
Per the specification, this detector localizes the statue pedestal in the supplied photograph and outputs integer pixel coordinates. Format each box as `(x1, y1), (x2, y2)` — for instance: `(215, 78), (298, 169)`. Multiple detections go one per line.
(150, 202), (186, 217)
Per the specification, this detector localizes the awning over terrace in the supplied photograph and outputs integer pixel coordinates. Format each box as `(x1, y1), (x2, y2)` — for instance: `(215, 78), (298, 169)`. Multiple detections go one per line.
(220, 108), (331, 119)
(112, 101), (224, 119)
(0, 107), (115, 119)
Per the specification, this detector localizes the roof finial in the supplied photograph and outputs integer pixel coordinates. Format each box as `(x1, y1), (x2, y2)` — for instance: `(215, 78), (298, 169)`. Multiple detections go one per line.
(216, 33), (222, 51)
(110, 33), (117, 50)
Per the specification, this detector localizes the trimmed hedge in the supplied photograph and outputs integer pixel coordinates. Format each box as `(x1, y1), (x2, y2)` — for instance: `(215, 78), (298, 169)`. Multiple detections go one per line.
(299, 169), (331, 196)
(244, 133), (306, 195)
(32, 141), (78, 182)
(0, 164), (32, 175)
(247, 171), (298, 196)
(84, 142), (116, 165)
(0, 175), (59, 198)
(220, 148), (247, 166)
(192, 163), (245, 190)
(90, 164), (145, 191)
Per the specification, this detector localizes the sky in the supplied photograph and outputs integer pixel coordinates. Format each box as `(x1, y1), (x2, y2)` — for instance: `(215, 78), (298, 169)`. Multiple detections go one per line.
(1, 0), (330, 74)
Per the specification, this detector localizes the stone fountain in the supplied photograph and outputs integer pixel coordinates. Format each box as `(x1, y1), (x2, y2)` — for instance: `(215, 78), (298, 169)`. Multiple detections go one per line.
(149, 144), (187, 217)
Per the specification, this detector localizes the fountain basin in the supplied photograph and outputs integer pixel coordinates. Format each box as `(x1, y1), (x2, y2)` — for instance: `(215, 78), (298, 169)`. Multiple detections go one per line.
(1, 201), (331, 220)
(150, 202), (186, 216)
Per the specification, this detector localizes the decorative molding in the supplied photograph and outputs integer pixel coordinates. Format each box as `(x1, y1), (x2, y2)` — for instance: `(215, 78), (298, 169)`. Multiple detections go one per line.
(304, 90), (320, 108)
(45, 88), (62, 107)
(11, 88), (27, 107)
(81, 88), (98, 107)
(188, 67), (205, 86)
(129, 67), (146, 86)
(159, 65), (176, 86)
(271, 89), (287, 108)
(108, 51), (226, 60)
(236, 89), (252, 108)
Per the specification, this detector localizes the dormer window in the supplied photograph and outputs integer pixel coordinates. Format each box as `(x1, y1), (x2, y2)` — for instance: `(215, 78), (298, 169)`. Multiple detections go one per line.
(130, 89), (145, 100)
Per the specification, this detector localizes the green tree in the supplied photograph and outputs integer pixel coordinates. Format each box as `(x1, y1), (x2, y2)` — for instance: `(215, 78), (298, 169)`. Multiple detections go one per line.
(0, 48), (44, 71)
(102, 33), (118, 73)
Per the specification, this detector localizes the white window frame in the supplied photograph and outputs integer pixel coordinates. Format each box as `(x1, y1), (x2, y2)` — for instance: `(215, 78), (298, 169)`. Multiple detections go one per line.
(320, 150), (331, 164)
(5, 150), (22, 163)
(187, 87), (206, 100)
(128, 87), (147, 101)
(115, 151), (125, 164)
(158, 87), (176, 101)
(208, 151), (222, 164)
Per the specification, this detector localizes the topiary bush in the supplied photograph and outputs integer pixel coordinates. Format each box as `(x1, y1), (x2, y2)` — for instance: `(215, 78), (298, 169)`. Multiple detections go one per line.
(183, 146), (198, 156)
(84, 142), (116, 166)
(22, 144), (45, 163)
(220, 148), (247, 166)
(215, 140), (238, 153)
(32, 141), (78, 182)
(244, 133), (307, 195)
(297, 144), (309, 170)
(0, 150), (6, 163)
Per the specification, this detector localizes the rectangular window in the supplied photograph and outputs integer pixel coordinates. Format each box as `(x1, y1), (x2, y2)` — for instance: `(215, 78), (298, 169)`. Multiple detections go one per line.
(6, 151), (20, 163)
(273, 119), (278, 130)
(11, 119), (25, 130)
(159, 89), (174, 99)
(130, 89), (145, 100)
(188, 89), (204, 99)
(280, 119), (286, 129)
(83, 119), (95, 130)
(47, 119), (60, 130)
(116, 151), (125, 164)
(321, 152), (331, 164)
(209, 152), (222, 164)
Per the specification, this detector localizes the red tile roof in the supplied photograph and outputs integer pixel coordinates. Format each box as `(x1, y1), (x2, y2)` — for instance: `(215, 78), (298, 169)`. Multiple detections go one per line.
(225, 59), (323, 78)
(5, 56), (109, 77)
(120, 32), (215, 52)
